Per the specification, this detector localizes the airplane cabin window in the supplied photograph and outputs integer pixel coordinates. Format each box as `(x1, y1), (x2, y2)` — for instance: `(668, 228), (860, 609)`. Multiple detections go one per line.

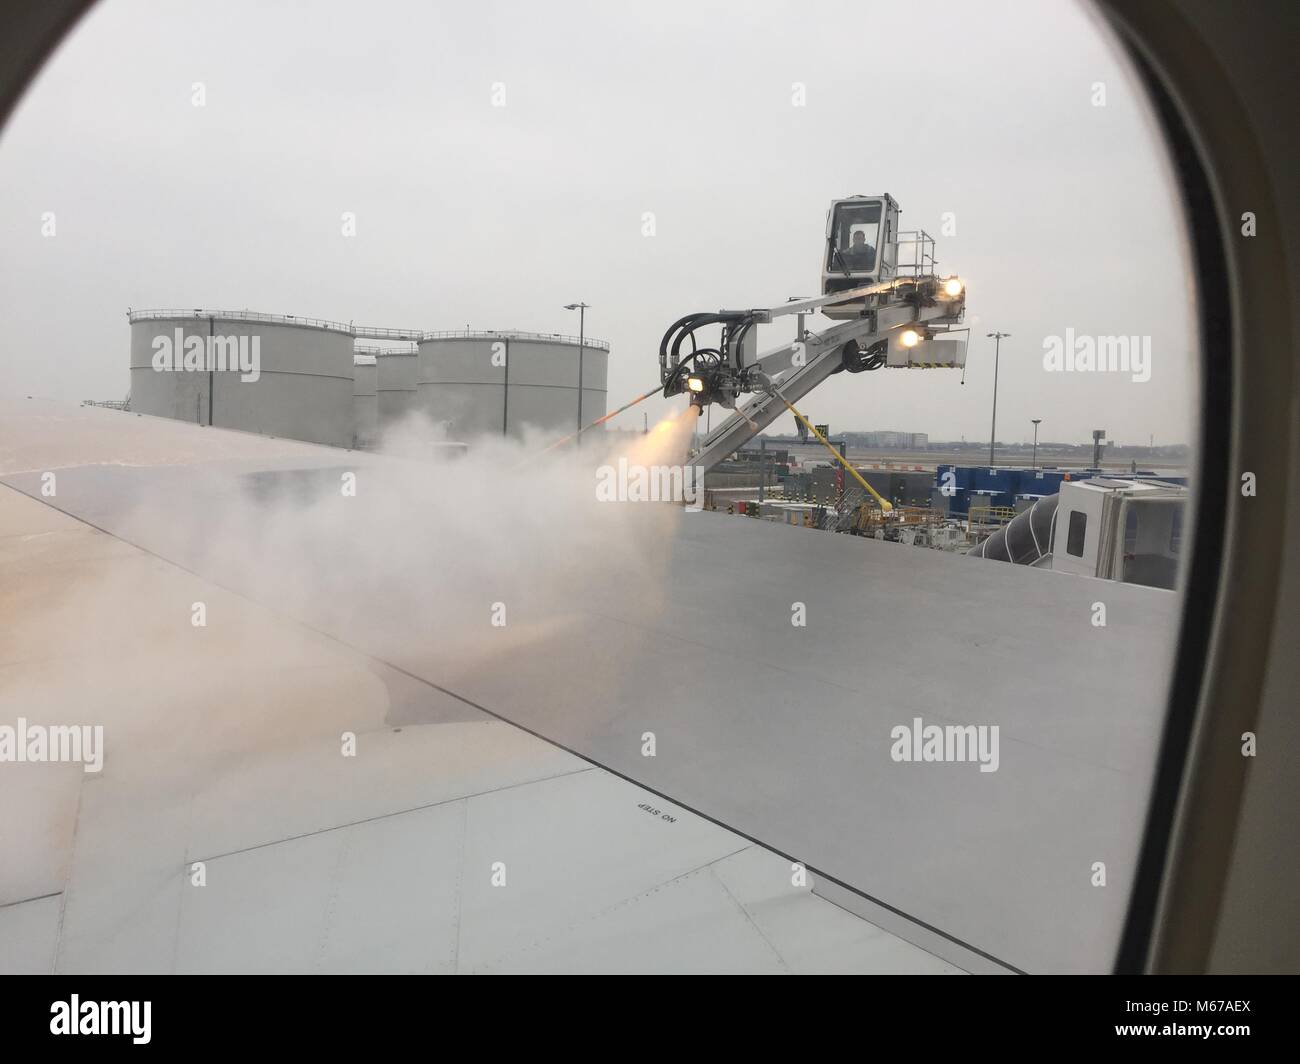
(0, 0), (1219, 979)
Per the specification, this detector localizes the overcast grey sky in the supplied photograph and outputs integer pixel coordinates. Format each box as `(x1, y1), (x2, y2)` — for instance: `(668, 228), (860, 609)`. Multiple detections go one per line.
(0, 0), (1197, 446)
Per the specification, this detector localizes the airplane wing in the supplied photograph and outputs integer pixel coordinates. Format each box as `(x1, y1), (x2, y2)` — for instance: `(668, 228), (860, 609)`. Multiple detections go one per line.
(0, 397), (1176, 973)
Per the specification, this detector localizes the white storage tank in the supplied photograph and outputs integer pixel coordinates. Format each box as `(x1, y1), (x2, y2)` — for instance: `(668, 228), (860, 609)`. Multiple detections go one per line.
(376, 348), (419, 431)
(128, 309), (356, 447)
(416, 330), (609, 440)
(352, 353), (378, 449)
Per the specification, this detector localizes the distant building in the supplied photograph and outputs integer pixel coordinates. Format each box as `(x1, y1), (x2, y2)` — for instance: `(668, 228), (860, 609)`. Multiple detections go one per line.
(842, 430), (928, 449)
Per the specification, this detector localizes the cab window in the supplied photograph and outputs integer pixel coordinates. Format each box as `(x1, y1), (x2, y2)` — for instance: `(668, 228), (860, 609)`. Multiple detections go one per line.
(828, 202), (881, 273)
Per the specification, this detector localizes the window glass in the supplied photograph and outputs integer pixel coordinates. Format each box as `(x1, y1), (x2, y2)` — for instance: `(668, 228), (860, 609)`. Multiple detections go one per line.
(829, 202), (881, 273)
(1067, 510), (1088, 556)
(1124, 504), (1139, 554)
(0, 0), (1201, 979)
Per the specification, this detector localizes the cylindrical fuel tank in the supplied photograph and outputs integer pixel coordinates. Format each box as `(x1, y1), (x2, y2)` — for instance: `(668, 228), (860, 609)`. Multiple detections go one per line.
(128, 309), (355, 447)
(416, 330), (609, 440)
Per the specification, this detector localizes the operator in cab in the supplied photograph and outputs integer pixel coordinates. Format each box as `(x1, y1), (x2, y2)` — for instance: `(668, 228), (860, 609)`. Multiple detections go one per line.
(842, 228), (876, 271)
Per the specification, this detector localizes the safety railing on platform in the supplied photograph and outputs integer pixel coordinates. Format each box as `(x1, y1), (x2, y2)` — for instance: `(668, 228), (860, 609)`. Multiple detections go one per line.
(127, 308), (356, 334)
(354, 324), (425, 341)
(126, 311), (611, 350)
(420, 329), (611, 350)
(895, 229), (938, 279)
(967, 505), (1018, 528)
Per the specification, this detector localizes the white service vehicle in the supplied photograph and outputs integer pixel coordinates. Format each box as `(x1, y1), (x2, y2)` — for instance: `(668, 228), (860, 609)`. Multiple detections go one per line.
(969, 477), (1187, 590)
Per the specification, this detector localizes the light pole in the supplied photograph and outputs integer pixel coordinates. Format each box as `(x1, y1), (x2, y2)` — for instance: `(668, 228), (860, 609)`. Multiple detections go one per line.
(1031, 418), (1042, 469)
(986, 331), (1010, 465)
(564, 302), (589, 432)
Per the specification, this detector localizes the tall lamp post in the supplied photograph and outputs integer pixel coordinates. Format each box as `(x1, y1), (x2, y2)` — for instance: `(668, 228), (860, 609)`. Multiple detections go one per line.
(986, 331), (1010, 465)
(1031, 418), (1042, 469)
(564, 302), (589, 432)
